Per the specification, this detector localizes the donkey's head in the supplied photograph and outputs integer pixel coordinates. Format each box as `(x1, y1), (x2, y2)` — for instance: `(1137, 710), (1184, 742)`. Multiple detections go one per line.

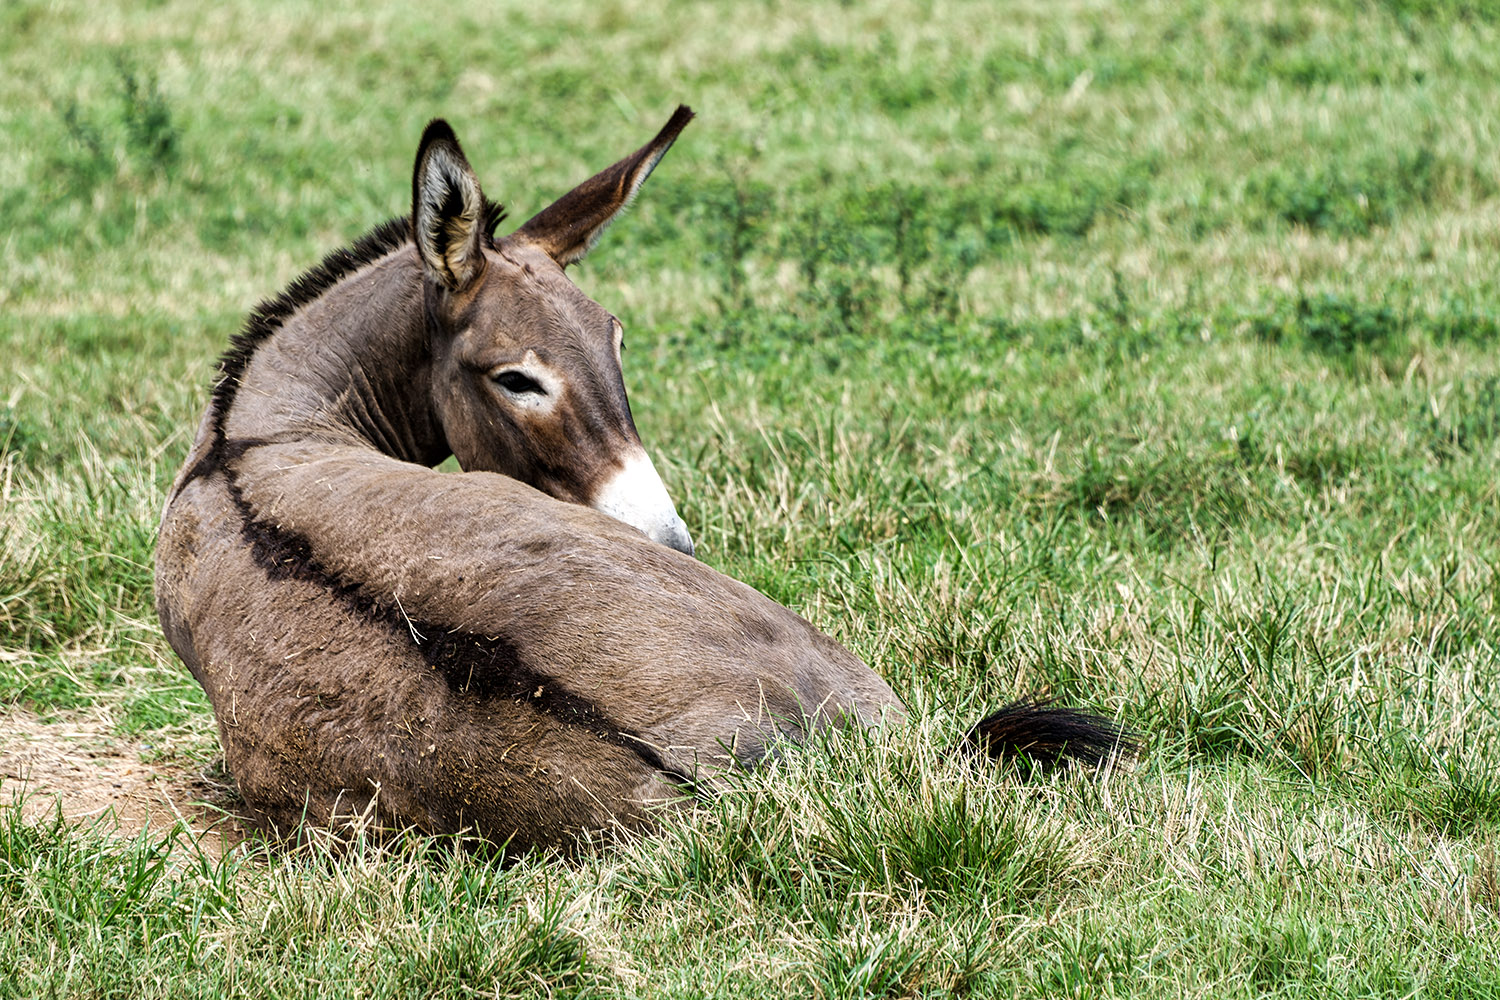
(412, 109), (695, 555)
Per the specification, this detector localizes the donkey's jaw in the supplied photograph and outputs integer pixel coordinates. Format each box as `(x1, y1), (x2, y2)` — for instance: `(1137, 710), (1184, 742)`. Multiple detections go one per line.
(593, 449), (695, 556)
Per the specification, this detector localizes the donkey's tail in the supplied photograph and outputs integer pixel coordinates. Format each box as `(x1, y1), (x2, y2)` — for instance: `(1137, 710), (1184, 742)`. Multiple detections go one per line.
(961, 698), (1136, 774)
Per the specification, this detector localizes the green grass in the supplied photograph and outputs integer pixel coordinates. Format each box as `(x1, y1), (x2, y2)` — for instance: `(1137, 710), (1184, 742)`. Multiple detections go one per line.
(4, 0), (1500, 995)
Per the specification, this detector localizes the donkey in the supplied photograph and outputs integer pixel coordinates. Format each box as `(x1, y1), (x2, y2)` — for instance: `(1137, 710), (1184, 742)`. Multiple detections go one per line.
(155, 107), (1127, 853)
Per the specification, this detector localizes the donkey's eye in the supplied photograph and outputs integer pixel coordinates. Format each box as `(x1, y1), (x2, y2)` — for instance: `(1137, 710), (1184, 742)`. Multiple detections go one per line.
(492, 370), (546, 395)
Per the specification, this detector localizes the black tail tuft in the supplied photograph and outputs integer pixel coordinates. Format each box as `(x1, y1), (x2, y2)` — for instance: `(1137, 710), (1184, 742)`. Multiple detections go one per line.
(962, 698), (1136, 775)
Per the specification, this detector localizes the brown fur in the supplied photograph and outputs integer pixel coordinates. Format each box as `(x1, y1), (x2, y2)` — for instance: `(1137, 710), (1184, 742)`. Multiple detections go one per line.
(156, 109), (901, 852)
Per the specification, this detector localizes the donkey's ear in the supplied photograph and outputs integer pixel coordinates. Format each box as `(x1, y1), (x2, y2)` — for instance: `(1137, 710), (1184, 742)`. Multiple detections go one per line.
(516, 105), (694, 267)
(412, 119), (488, 291)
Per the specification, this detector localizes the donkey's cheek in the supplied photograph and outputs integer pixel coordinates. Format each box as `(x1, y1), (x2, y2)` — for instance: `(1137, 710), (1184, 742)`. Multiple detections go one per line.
(592, 450), (694, 556)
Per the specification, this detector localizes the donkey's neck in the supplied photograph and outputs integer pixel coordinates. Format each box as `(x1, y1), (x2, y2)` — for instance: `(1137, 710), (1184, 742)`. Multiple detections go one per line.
(220, 235), (447, 466)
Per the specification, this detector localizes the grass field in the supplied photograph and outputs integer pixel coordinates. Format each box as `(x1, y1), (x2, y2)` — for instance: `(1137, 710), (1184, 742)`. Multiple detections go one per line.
(4, 0), (1500, 995)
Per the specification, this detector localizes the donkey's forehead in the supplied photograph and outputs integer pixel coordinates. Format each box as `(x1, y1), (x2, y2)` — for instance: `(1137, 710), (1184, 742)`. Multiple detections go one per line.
(469, 238), (614, 337)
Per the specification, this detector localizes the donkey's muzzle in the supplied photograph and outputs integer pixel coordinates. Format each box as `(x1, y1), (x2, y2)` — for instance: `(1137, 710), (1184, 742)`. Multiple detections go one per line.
(594, 450), (695, 558)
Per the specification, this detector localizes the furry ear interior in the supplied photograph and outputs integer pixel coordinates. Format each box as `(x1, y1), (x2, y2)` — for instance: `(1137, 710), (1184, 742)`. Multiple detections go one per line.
(516, 105), (694, 267)
(412, 120), (488, 290)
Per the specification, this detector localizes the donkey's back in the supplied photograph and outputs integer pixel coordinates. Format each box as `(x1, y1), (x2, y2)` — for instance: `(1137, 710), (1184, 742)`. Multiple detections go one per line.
(159, 446), (892, 847)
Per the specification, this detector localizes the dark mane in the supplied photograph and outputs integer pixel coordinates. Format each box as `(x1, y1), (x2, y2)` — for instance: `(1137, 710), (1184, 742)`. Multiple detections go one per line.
(207, 197), (505, 444)
(179, 201), (505, 492)
(208, 214), (414, 442)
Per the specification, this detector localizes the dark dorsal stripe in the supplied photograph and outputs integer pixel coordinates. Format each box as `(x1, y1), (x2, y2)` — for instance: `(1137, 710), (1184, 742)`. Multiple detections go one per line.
(217, 440), (696, 792)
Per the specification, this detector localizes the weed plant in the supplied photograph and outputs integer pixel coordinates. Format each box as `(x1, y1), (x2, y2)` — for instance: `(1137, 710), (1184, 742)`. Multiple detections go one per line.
(3, 0), (1500, 996)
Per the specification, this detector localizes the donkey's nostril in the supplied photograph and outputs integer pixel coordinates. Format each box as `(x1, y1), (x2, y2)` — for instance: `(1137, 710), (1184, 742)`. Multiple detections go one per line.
(660, 517), (695, 558)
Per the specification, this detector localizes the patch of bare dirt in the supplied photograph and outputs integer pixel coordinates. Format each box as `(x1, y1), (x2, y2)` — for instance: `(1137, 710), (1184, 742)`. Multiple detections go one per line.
(0, 708), (248, 857)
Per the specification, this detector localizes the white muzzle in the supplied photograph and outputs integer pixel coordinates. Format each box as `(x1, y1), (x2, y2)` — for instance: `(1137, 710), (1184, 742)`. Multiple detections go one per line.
(593, 449), (695, 556)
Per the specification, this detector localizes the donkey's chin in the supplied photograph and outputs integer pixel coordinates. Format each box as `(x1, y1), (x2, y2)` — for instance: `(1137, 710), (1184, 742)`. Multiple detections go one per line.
(593, 451), (696, 557)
